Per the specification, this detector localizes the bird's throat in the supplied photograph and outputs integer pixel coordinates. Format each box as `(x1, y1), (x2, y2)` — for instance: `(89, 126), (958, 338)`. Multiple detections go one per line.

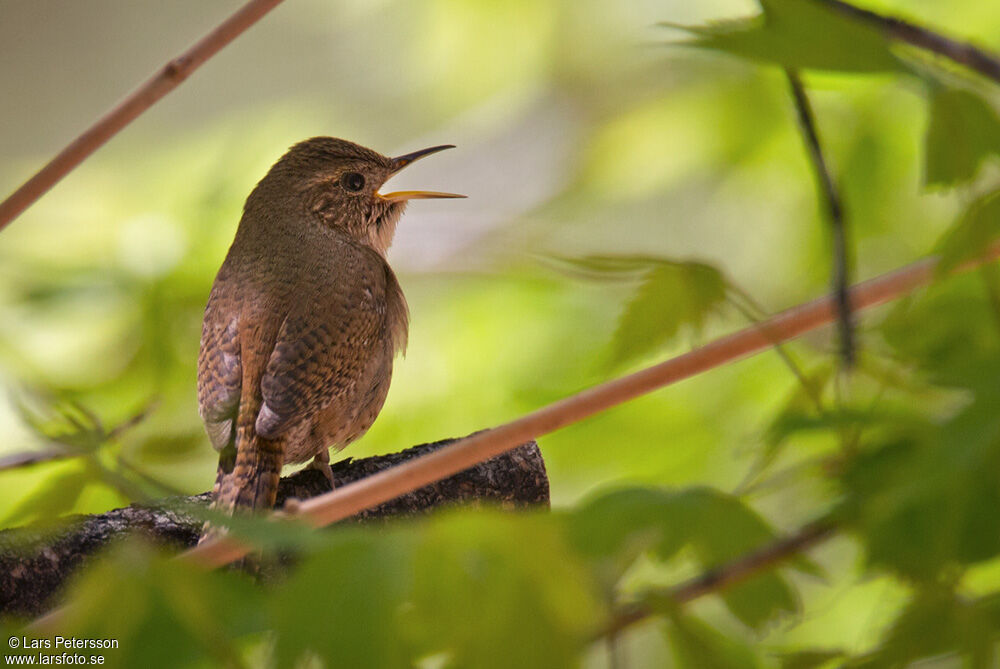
(366, 200), (405, 256)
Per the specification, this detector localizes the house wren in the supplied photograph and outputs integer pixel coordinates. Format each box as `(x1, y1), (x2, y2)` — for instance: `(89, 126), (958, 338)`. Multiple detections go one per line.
(197, 137), (462, 537)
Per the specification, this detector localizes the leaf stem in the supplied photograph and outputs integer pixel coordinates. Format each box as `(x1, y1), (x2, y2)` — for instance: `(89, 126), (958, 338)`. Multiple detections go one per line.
(785, 69), (854, 367)
(726, 287), (824, 413)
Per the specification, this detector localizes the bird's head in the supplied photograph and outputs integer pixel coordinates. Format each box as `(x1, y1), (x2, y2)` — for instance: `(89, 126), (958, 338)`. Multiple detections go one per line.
(254, 137), (463, 255)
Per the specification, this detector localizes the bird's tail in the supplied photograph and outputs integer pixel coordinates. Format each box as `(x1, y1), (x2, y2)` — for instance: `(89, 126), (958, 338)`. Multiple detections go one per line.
(199, 409), (284, 545)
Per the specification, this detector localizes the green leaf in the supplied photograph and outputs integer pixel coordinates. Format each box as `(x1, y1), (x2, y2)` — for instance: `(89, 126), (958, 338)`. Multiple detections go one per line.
(547, 255), (728, 368)
(570, 487), (804, 630)
(925, 87), (1000, 188)
(838, 404), (1000, 580)
(545, 254), (668, 280)
(675, 488), (803, 628)
(975, 591), (1000, 630)
(409, 512), (604, 669)
(270, 527), (417, 669)
(881, 273), (1000, 392)
(769, 407), (908, 442)
(864, 275), (1000, 579)
(57, 539), (264, 669)
(567, 487), (687, 579)
(753, 355), (943, 492)
(778, 649), (845, 669)
(852, 589), (996, 667)
(664, 0), (903, 73)
(269, 511), (604, 669)
(935, 189), (1000, 275)
(665, 612), (761, 669)
(611, 261), (727, 367)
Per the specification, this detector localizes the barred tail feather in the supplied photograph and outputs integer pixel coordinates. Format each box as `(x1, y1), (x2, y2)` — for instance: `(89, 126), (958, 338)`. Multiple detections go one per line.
(198, 421), (284, 545)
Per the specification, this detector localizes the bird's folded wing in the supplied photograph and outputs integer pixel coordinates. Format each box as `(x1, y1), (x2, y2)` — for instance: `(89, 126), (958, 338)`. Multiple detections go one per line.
(197, 289), (243, 450)
(255, 257), (388, 439)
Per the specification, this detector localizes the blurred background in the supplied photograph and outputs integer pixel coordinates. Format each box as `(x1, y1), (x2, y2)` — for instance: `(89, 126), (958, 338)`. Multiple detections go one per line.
(2, 0), (998, 662)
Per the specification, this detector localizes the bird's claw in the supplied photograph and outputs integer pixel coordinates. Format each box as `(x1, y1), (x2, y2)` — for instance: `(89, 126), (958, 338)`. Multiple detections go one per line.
(306, 450), (336, 491)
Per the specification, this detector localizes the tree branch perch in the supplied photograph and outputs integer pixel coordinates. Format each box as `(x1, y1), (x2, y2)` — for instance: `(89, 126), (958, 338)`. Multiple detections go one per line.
(0, 438), (548, 618)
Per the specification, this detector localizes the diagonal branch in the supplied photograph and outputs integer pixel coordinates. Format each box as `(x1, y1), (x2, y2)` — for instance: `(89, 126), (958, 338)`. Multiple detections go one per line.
(601, 519), (837, 637)
(813, 0), (1000, 84)
(183, 243), (1000, 570)
(785, 69), (854, 366)
(0, 0), (287, 233)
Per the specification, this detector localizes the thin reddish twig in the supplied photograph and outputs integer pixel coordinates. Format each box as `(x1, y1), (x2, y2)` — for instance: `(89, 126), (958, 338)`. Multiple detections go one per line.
(0, 0), (287, 232)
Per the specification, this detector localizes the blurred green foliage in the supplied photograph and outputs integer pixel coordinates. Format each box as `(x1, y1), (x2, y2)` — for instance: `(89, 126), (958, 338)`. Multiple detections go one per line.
(4, 0), (1000, 666)
(925, 85), (1000, 188)
(547, 256), (729, 368)
(665, 0), (905, 73)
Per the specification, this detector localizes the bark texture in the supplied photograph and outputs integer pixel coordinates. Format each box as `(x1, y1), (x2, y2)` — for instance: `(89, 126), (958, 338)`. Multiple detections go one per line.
(0, 437), (548, 617)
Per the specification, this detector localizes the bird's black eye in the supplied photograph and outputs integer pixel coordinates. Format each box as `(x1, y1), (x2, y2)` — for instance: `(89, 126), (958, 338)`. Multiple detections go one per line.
(341, 172), (365, 192)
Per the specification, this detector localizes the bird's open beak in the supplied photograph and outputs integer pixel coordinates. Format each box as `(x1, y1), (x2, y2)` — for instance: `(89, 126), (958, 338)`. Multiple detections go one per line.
(377, 144), (466, 202)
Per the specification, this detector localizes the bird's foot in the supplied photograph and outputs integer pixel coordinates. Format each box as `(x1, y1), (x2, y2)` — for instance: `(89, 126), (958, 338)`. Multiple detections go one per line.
(306, 450), (336, 491)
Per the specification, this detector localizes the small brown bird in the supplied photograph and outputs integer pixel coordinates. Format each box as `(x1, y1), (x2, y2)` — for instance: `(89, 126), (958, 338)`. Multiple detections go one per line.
(197, 137), (462, 538)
